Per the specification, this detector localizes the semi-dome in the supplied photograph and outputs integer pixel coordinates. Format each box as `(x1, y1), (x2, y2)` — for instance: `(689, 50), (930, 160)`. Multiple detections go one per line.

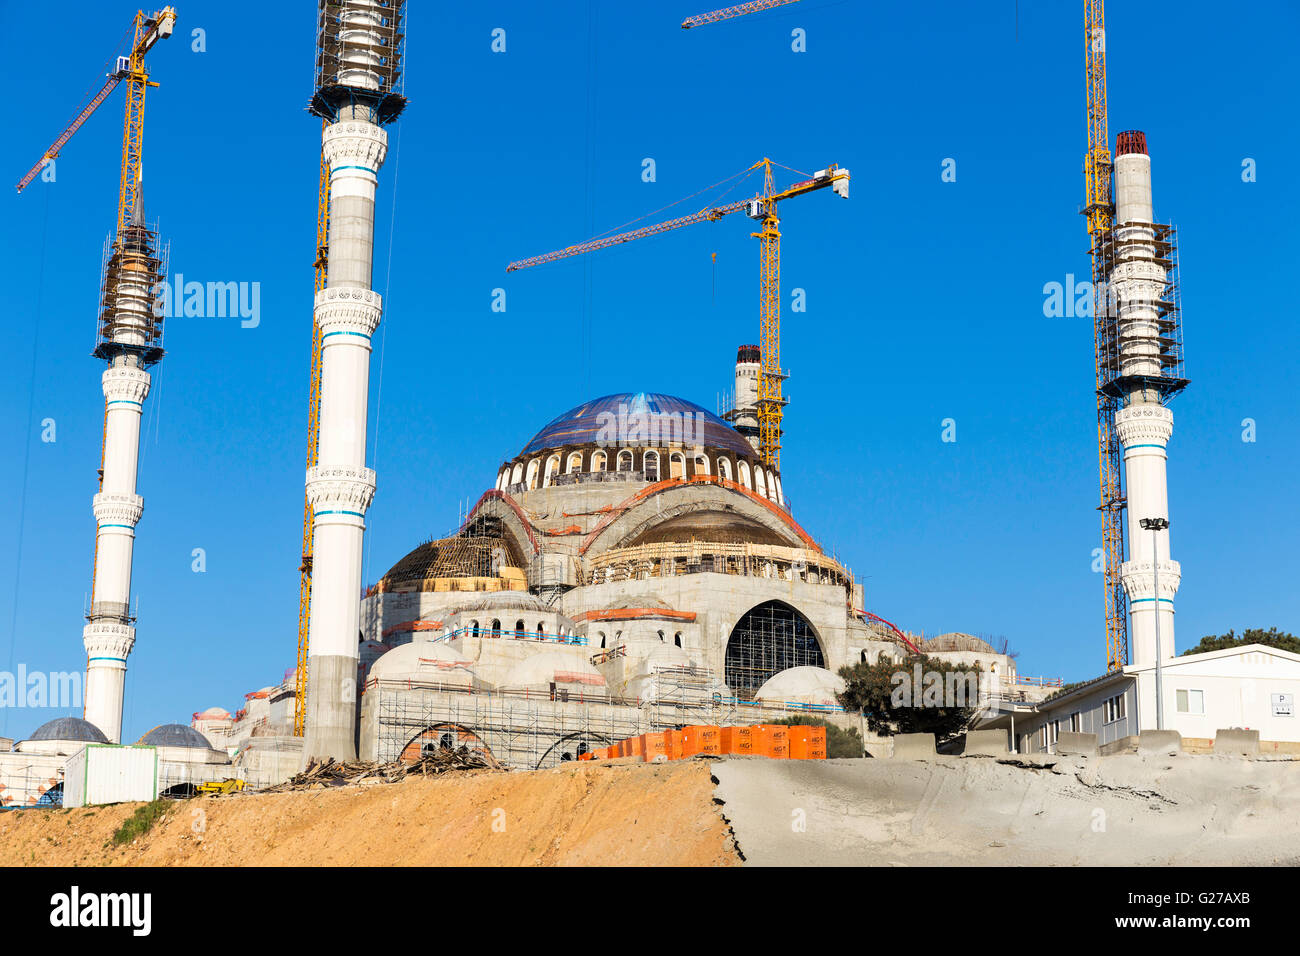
(502, 650), (605, 690)
(519, 392), (755, 458)
(137, 723), (216, 750)
(369, 641), (476, 686)
(753, 666), (846, 707)
(28, 717), (108, 744)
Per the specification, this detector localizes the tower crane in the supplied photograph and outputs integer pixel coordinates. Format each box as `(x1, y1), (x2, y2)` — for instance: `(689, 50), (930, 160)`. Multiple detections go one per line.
(294, 135), (330, 737)
(507, 158), (849, 471)
(682, 0), (802, 29)
(16, 8), (176, 197)
(1083, 0), (1128, 670)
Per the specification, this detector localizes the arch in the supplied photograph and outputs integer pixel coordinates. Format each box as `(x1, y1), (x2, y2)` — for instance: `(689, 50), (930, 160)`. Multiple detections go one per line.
(490, 618), (501, 636)
(591, 450), (607, 472)
(617, 449), (634, 472)
(724, 600), (825, 698)
(754, 466), (768, 500)
(658, 629), (665, 642)
(497, 470), (507, 491)
(598, 631), (606, 648)
(774, 476), (784, 506)
(537, 621), (545, 638)
(566, 451), (583, 474)
(718, 457), (732, 482)
(534, 730), (613, 771)
(738, 460), (752, 490)
(510, 462), (524, 485)
(470, 619), (480, 637)
(693, 454), (710, 477)
(525, 459), (540, 490)
(674, 631), (683, 648)
(400, 722), (494, 763)
(669, 452), (686, 479)
(515, 618), (525, 635)
(543, 454), (561, 487)
(644, 449), (660, 482)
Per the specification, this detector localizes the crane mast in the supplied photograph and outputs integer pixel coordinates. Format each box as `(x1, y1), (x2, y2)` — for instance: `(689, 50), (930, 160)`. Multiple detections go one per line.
(1084, 0), (1128, 671)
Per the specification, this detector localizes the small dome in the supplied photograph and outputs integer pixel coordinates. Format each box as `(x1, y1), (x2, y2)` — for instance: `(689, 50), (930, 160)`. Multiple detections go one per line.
(369, 641), (475, 684)
(137, 723), (216, 750)
(754, 666), (845, 707)
(502, 650), (605, 690)
(922, 632), (996, 654)
(29, 717), (108, 744)
(198, 706), (231, 718)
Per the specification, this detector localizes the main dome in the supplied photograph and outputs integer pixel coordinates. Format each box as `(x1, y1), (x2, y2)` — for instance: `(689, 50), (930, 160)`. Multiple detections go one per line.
(519, 392), (754, 458)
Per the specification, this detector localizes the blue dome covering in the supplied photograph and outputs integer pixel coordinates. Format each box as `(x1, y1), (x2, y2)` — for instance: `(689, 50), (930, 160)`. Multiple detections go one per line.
(519, 392), (755, 458)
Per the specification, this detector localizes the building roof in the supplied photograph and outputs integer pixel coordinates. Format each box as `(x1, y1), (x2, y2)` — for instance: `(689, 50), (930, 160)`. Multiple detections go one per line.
(28, 717), (108, 744)
(519, 392), (755, 458)
(138, 723), (217, 750)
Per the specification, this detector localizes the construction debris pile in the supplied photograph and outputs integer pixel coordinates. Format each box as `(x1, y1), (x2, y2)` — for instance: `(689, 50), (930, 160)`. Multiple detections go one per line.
(262, 747), (502, 793)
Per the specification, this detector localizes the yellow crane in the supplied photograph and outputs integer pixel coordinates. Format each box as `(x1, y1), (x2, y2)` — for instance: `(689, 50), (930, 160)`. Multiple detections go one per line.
(1083, 0), (1128, 670)
(294, 135), (330, 737)
(507, 158), (848, 470)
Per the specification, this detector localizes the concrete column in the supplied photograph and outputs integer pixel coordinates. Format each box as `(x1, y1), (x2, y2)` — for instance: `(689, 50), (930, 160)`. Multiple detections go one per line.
(1112, 133), (1180, 666)
(302, 115), (388, 763)
(82, 362), (150, 743)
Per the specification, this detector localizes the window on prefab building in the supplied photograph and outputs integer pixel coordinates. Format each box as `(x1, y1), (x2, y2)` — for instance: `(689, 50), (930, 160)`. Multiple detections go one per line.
(1070, 712), (1081, 733)
(1176, 689), (1205, 715)
(1103, 693), (1126, 723)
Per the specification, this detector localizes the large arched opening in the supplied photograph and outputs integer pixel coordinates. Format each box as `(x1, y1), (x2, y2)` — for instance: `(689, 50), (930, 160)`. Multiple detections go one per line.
(724, 600), (824, 698)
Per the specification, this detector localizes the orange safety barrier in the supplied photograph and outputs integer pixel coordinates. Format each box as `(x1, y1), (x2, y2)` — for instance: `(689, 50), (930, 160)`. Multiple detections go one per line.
(788, 725), (827, 760)
(642, 732), (666, 762)
(679, 725), (721, 757)
(754, 724), (790, 759)
(663, 729), (682, 761)
(720, 725), (754, 755)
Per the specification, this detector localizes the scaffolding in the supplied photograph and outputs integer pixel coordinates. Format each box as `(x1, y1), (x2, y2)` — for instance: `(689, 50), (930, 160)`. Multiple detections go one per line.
(724, 600), (825, 698)
(372, 682), (646, 770)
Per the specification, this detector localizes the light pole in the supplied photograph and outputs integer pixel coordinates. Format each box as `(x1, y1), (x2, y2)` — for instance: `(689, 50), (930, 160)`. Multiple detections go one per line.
(1140, 517), (1170, 730)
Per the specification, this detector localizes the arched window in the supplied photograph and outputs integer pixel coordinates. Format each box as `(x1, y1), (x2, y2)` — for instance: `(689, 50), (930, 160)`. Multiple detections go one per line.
(725, 600), (825, 697)
(591, 450), (607, 472)
(617, 449), (633, 472)
(674, 632), (682, 648)
(599, 631), (606, 648)
(537, 621), (545, 638)
(543, 454), (560, 487)
(754, 466), (767, 499)
(670, 452), (686, 480)
(515, 619), (525, 636)
(774, 476), (784, 506)
(525, 459), (540, 490)
(497, 470), (507, 491)
(566, 452), (583, 474)
(511, 462), (524, 485)
(470, 619), (480, 637)
(694, 454), (710, 477)
(718, 457), (732, 482)
(491, 619), (501, 637)
(644, 449), (660, 481)
(658, 630), (665, 643)
(738, 460), (752, 490)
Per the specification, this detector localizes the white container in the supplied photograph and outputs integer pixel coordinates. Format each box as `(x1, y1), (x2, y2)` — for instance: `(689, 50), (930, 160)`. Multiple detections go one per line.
(63, 744), (158, 807)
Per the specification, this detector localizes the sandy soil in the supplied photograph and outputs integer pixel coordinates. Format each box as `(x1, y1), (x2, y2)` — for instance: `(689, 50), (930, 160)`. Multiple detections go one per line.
(0, 760), (740, 867)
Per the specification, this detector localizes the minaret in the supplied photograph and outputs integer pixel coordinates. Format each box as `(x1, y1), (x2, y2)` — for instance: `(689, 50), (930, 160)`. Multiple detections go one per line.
(727, 344), (761, 452)
(83, 191), (167, 744)
(302, 0), (407, 762)
(1107, 131), (1187, 666)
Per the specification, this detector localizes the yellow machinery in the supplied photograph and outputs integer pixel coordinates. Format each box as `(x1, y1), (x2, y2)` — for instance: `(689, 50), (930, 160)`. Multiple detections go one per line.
(197, 779), (246, 795)
(507, 158), (848, 471)
(294, 135), (330, 737)
(1083, 0), (1128, 671)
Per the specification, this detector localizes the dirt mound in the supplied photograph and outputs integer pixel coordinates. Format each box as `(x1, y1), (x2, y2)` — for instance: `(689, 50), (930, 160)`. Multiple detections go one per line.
(0, 760), (739, 867)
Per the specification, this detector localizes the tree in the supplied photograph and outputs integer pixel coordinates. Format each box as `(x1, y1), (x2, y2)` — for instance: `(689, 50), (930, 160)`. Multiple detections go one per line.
(836, 653), (981, 742)
(765, 716), (864, 758)
(1182, 628), (1300, 656)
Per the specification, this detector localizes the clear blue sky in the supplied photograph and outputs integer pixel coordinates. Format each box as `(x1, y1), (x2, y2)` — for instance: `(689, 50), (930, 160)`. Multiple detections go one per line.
(3, 0), (1297, 740)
